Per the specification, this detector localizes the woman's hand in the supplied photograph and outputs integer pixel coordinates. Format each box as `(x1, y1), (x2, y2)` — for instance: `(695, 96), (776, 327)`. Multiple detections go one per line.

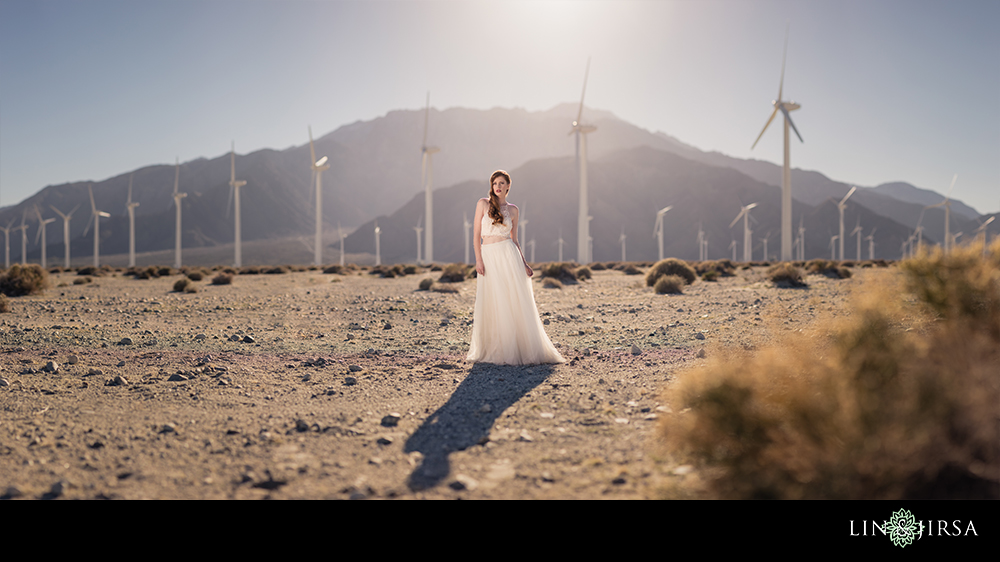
(525, 264), (533, 277)
(476, 259), (485, 276)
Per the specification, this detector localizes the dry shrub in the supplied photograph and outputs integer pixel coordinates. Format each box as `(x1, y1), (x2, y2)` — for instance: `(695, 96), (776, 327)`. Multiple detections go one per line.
(431, 283), (458, 293)
(702, 270), (719, 282)
(659, 242), (1000, 499)
(0, 294), (10, 313)
(185, 270), (204, 281)
(212, 272), (234, 285)
(77, 265), (110, 277)
(438, 263), (471, 282)
(654, 275), (684, 294)
(323, 264), (344, 274)
(173, 278), (191, 292)
(0, 264), (48, 297)
(696, 260), (735, 278)
(542, 278), (563, 289)
(576, 266), (592, 281)
(403, 265), (420, 275)
(418, 277), (434, 291)
(590, 262), (607, 271)
(264, 266), (289, 274)
(541, 262), (578, 284)
(646, 258), (696, 287)
(73, 277), (92, 285)
(622, 264), (643, 275)
(806, 259), (851, 279)
(767, 263), (807, 288)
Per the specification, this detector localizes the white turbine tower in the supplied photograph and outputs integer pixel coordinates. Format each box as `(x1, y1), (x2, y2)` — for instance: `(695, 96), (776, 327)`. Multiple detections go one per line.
(228, 143), (247, 267)
(751, 25), (804, 262)
(927, 174), (957, 254)
(975, 216), (995, 258)
(34, 206), (56, 269)
(171, 158), (186, 269)
(866, 228), (877, 260)
(729, 239), (737, 261)
(337, 222), (346, 267)
(797, 217), (806, 261)
(413, 215), (423, 263)
(374, 220), (381, 266)
(463, 212), (471, 265)
(50, 204), (79, 268)
(309, 126), (330, 266)
(697, 222), (705, 261)
(421, 92), (441, 265)
(836, 186), (857, 260)
(761, 231), (771, 261)
(16, 211), (29, 265)
(557, 228), (565, 262)
(653, 205), (672, 261)
(830, 235), (838, 260)
(850, 218), (863, 261)
(518, 203), (528, 249)
(702, 237), (709, 261)
(619, 226), (627, 262)
(0, 221), (12, 268)
(83, 184), (111, 267)
(570, 58), (596, 264)
(729, 202), (758, 262)
(126, 174), (140, 267)
(527, 239), (536, 263)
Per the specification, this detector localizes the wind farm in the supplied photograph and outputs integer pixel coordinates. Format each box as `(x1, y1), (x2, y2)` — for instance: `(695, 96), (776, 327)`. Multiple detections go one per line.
(0, 1), (996, 503)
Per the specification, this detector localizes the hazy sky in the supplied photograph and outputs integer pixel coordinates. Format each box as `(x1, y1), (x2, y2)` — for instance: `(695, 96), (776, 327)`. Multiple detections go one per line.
(2, 0), (997, 213)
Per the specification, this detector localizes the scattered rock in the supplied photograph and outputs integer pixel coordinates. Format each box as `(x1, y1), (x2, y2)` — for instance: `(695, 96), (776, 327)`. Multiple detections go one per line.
(194, 333), (207, 341)
(86, 368), (103, 377)
(66, 355), (79, 365)
(242, 335), (255, 343)
(118, 337), (133, 345)
(160, 423), (177, 434)
(348, 365), (363, 372)
(105, 375), (128, 386)
(380, 413), (401, 427)
(696, 348), (706, 358)
(344, 377), (357, 386)
(167, 373), (188, 382)
(694, 332), (706, 340)
(630, 344), (641, 355)
(0, 377), (8, 387)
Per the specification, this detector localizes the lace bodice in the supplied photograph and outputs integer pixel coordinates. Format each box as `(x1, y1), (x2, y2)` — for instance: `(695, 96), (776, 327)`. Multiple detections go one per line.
(481, 203), (512, 239)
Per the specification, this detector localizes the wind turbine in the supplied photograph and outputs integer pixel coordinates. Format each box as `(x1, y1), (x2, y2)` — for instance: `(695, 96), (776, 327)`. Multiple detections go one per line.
(309, 126), (330, 266)
(82, 184), (111, 267)
(696, 221), (705, 261)
(50, 204), (79, 268)
(374, 220), (381, 266)
(16, 211), (29, 265)
(830, 235), (838, 260)
(837, 186), (857, 260)
(850, 218), (863, 261)
(570, 58), (596, 264)
(653, 205), (672, 261)
(463, 212), (471, 264)
(797, 216), (806, 261)
(729, 202), (758, 262)
(702, 237), (709, 261)
(975, 216), (995, 258)
(761, 231), (771, 261)
(557, 228), (565, 262)
(518, 203), (528, 248)
(171, 158), (186, 269)
(34, 206), (55, 268)
(527, 239), (536, 263)
(126, 174), (140, 267)
(729, 239), (737, 261)
(927, 174), (957, 254)
(421, 92), (441, 264)
(228, 143), (247, 267)
(413, 215), (423, 263)
(865, 228), (877, 260)
(0, 220), (12, 268)
(619, 226), (627, 262)
(751, 24), (804, 262)
(338, 221), (346, 267)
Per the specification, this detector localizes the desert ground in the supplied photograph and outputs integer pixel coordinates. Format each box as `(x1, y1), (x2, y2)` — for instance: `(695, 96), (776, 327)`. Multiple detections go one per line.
(0, 262), (865, 499)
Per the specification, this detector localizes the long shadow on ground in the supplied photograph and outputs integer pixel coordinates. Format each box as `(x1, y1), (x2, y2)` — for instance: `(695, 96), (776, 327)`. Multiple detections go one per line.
(403, 362), (556, 491)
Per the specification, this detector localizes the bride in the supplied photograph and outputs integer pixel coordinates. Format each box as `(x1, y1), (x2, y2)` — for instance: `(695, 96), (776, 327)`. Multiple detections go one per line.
(466, 170), (564, 365)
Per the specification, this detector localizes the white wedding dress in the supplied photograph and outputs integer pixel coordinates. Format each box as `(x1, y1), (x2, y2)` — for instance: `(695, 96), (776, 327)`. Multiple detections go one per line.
(467, 203), (565, 365)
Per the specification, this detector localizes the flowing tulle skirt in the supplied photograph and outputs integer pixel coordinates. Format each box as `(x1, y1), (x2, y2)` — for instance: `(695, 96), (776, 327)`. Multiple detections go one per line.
(467, 239), (565, 365)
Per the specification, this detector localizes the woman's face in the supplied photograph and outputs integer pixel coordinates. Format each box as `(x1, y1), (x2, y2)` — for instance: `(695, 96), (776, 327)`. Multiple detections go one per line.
(492, 176), (510, 198)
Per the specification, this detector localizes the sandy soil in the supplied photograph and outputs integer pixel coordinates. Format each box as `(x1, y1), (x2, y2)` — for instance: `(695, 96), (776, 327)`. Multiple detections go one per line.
(0, 264), (869, 499)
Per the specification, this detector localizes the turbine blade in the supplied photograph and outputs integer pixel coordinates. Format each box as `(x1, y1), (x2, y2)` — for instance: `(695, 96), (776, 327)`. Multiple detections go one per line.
(423, 92), (430, 148)
(174, 157), (180, 196)
(576, 57), (591, 125)
(946, 173), (957, 199)
(231, 141), (236, 182)
(778, 23), (789, 101)
(88, 184), (96, 213)
(226, 185), (234, 219)
(779, 104), (804, 143)
(751, 107), (780, 150)
(839, 186), (857, 206)
(729, 210), (745, 229)
(308, 127), (316, 166)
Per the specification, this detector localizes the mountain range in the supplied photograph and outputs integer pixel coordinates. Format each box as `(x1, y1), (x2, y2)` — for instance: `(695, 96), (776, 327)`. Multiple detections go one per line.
(2, 103), (995, 266)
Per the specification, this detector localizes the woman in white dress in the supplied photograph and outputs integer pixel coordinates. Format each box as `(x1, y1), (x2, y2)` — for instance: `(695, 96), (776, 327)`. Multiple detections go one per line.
(466, 170), (564, 365)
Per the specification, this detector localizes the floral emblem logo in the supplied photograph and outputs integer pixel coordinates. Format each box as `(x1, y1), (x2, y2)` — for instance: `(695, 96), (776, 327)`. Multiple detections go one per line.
(887, 509), (919, 548)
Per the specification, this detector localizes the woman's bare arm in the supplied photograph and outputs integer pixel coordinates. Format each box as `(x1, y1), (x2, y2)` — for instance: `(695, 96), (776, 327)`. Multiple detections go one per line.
(473, 199), (486, 276)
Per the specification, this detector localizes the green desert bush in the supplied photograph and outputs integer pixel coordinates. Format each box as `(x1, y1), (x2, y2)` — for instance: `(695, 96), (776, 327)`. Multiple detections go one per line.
(702, 270), (719, 282)
(767, 263), (807, 288)
(0, 264), (48, 297)
(659, 241), (1000, 499)
(654, 275), (684, 294)
(646, 258), (696, 287)
(212, 272), (234, 285)
(438, 263), (471, 282)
